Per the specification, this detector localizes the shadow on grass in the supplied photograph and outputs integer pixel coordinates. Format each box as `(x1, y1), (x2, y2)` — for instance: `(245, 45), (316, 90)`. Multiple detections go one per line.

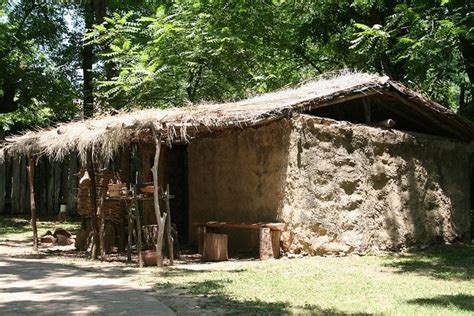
(0, 217), (31, 237)
(408, 294), (474, 312)
(154, 270), (369, 315)
(383, 245), (474, 280)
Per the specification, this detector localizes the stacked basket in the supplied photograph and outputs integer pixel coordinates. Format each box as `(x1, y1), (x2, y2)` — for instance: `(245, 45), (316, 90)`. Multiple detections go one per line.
(77, 169), (126, 224)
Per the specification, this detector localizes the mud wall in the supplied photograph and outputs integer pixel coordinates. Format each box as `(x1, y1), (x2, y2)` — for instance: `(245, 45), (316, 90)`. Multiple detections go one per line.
(187, 120), (290, 251)
(187, 115), (471, 255)
(282, 114), (471, 254)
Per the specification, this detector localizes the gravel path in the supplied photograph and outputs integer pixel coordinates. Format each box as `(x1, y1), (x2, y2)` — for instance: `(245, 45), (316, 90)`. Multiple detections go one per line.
(0, 255), (175, 315)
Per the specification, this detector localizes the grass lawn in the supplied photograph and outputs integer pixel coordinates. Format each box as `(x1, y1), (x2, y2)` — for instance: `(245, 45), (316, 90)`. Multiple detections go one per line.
(0, 216), (80, 240)
(151, 246), (474, 315)
(1, 216), (472, 314)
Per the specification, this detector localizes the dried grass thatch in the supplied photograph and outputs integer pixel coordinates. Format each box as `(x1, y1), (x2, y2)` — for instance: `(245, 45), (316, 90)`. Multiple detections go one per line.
(1, 71), (473, 163)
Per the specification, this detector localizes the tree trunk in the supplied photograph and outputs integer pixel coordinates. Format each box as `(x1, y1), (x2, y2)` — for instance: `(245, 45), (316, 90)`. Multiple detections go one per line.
(151, 127), (167, 267)
(27, 155), (38, 252)
(86, 149), (100, 259)
(82, 1), (95, 118)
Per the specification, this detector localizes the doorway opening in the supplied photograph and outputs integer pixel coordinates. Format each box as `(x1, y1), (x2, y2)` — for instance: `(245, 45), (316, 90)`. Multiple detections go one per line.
(167, 145), (189, 244)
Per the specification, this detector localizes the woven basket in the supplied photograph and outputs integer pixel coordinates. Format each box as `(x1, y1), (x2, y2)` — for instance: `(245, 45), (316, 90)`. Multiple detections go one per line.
(77, 169), (126, 224)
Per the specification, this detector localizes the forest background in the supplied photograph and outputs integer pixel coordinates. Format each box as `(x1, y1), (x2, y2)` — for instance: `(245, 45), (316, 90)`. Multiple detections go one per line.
(0, 0), (472, 134)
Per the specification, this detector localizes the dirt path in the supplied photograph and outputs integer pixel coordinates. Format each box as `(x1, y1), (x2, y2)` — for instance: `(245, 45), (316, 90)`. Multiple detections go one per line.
(0, 255), (175, 315)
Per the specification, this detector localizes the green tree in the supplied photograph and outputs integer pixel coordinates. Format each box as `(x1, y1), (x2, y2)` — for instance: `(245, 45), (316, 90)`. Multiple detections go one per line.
(86, 0), (313, 109)
(0, 1), (81, 131)
(295, 0), (473, 112)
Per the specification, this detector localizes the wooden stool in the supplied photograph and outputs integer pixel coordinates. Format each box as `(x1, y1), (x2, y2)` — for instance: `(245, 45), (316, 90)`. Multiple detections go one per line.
(202, 232), (228, 261)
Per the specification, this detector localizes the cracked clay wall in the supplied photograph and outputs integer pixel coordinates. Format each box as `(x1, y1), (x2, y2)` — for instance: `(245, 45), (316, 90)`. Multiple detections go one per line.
(282, 114), (471, 254)
(187, 115), (471, 254)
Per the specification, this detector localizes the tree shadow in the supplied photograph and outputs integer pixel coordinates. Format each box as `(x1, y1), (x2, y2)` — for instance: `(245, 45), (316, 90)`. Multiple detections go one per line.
(407, 294), (474, 312)
(153, 269), (370, 315)
(0, 257), (173, 315)
(0, 217), (31, 236)
(383, 245), (474, 280)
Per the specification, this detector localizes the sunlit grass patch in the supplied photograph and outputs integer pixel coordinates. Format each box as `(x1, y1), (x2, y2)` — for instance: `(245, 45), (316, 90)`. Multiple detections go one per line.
(152, 246), (474, 315)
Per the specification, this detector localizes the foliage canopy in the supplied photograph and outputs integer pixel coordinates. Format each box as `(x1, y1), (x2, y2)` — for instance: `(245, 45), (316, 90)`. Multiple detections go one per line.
(0, 0), (472, 132)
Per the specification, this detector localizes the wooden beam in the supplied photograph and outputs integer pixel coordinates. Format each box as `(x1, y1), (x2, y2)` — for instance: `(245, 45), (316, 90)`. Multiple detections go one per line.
(193, 221), (286, 231)
(151, 126), (167, 267)
(387, 91), (466, 140)
(86, 149), (100, 260)
(27, 155), (38, 252)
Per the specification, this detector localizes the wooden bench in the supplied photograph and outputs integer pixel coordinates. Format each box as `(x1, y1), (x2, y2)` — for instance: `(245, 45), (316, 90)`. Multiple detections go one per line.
(194, 222), (285, 260)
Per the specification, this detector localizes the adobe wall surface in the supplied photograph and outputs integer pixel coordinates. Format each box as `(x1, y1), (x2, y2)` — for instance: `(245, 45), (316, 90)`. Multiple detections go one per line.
(187, 119), (291, 250)
(282, 114), (471, 254)
(187, 115), (471, 254)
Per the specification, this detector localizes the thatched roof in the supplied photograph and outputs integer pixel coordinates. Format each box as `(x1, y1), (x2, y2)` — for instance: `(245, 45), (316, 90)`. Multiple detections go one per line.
(1, 71), (473, 163)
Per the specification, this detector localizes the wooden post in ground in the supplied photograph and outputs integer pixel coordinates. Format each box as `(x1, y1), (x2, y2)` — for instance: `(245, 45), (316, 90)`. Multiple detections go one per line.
(27, 155), (38, 252)
(126, 200), (132, 262)
(165, 184), (174, 265)
(86, 149), (100, 259)
(259, 228), (273, 260)
(134, 198), (143, 268)
(151, 127), (167, 267)
(98, 190), (106, 260)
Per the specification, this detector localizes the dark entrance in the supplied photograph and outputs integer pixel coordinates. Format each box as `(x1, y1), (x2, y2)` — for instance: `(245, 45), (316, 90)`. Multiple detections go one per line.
(167, 145), (189, 243)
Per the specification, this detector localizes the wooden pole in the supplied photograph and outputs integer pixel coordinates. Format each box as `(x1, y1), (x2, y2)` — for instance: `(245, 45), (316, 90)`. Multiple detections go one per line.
(151, 127), (167, 267)
(27, 155), (38, 252)
(98, 190), (106, 260)
(126, 200), (132, 262)
(134, 197), (143, 268)
(165, 184), (174, 265)
(86, 149), (100, 259)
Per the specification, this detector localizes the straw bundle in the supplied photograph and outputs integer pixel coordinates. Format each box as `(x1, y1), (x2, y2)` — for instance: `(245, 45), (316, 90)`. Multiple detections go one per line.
(77, 169), (125, 224)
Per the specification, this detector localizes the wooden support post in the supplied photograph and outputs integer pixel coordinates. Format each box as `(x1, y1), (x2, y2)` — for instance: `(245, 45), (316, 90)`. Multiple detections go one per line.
(259, 228), (273, 260)
(135, 198), (143, 268)
(98, 190), (106, 261)
(27, 155), (38, 252)
(126, 200), (132, 262)
(165, 184), (174, 265)
(151, 127), (167, 267)
(86, 149), (100, 260)
(271, 230), (281, 259)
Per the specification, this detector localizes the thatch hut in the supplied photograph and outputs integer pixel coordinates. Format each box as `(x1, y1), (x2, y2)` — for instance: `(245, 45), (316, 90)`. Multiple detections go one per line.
(1, 71), (473, 256)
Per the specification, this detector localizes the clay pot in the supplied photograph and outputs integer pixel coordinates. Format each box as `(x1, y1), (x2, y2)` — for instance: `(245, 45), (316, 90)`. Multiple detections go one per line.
(142, 250), (157, 266)
(140, 185), (154, 194)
